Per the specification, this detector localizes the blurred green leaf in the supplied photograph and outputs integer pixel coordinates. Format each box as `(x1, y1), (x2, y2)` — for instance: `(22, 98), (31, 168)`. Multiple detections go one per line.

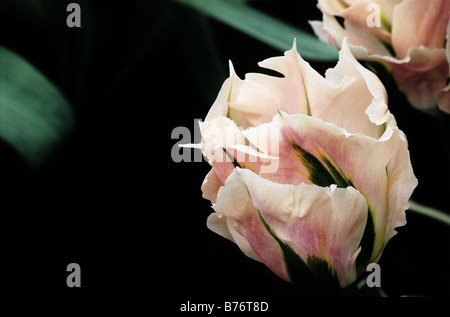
(0, 46), (73, 168)
(173, 0), (338, 61)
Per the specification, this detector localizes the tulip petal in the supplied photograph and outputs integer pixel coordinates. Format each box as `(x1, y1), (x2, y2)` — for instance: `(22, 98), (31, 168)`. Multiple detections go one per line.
(391, 0), (450, 58)
(203, 46), (313, 129)
(207, 213), (260, 262)
(227, 42), (311, 129)
(310, 13), (374, 59)
(212, 169), (289, 281)
(198, 115), (247, 182)
(437, 20), (450, 114)
(384, 122), (418, 247)
(313, 0), (450, 113)
(390, 46), (448, 112)
(201, 168), (222, 204)
(204, 61), (241, 122)
(318, 38), (389, 132)
(258, 110), (408, 263)
(212, 168), (368, 288)
(324, 0), (392, 39)
(207, 38), (390, 138)
(313, 0), (395, 53)
(437, 85), (450, 114)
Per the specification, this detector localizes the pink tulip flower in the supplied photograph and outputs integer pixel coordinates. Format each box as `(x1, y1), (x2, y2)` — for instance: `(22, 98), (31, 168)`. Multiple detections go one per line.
(310, 0), (450, 114)
(194, 39), (417, 290)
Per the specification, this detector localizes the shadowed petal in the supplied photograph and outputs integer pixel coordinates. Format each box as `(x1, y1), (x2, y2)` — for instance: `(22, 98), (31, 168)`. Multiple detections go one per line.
(212, 168), (368, 287)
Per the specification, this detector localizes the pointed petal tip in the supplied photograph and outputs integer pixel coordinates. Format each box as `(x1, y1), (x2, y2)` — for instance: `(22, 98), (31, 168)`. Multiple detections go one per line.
(228, 60), (235, 76)
(340, 37), (354, 60)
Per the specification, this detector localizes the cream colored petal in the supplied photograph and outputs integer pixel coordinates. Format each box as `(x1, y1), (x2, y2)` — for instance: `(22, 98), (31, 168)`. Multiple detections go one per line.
(207, 212), (233, 242)
(437, 85), (450, 114)
(226, 42), (310, 129)
(437, 20), (450, 114)
(214, 168), (367, 287)
(207, 213), (260, 262)
(390, 46), (448, 112)
(318, 0), (392, 42)
(205, 61), (242, 122)
(201, 168), (223, 204)
(259, 111), (413, 263)
(212, 169), (289, 281)
(384, 116), (418, 250)
(310, 38), (388, 137)
(391, 0), (450, 58)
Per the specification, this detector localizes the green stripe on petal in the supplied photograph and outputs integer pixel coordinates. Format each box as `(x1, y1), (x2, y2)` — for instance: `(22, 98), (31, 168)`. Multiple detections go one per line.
(306, 255), (342, 290)
(290, 138), (357, 190)
(321, 155), (354, 188)
(278, 110), (353, 189)
(276, 111), (376, 275)
(222, 148), (243, 169)
(356, 211), (376, 274)
(320, 154), (376, 273)
(255, 206), (342, 294)
(290, 141), (337, 187)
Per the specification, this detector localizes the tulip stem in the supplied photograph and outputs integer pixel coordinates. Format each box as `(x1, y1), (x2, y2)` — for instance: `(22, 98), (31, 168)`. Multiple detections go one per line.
(408, 200), (450, 227)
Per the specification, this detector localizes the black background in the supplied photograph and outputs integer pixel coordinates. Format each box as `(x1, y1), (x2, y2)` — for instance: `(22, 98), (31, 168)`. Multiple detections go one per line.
(0, 0), (449, 298)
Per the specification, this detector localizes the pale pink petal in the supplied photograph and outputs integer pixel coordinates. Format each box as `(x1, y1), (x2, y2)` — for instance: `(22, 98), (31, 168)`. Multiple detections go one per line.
(376, 0), (403, 24)
(210, 145), (268, 185)
(390, 46), (448, 112)
(310, 14), (373, 59)
(446, 19), (450, 74)
(309, 17), (342, 50)
(207, 213), (260, 262)
(203, 168), (261, 261)
(437, 85), (450, 114)
(201, 168), (222, 204)
(207, 212), (233, 242)
(437, 20), (450, 114)
(199, 115), (277, 185)
(391, 0), (450, 58)
(383, 116), (418, 254)
(204, 61), (242, 122)
(198, 115), (245, 171)
(317, 0), (351, 13)
(212, 169), (289, 281)
(317, 0), (394, 45)
(316, 38), (388, 135)
(257, 111), (410, 263)
(213, 168), (368, 287)
(226, 42), (310, 128)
